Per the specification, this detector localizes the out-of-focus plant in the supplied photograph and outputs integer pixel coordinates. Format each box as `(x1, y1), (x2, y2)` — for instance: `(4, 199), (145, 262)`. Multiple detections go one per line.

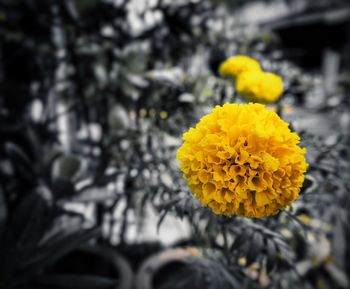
(219, 55), (262, 79)
(218, 55), (284, 103)
(236, 71), (284, 103)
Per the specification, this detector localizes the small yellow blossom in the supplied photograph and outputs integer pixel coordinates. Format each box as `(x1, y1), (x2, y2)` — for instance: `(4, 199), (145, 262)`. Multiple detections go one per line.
(298, 214), (312, 225)
(219, 55), (261, 79)
(160, 111), (168, 119)
(236, 71), (284, 103)
(176, 103), (308, 218)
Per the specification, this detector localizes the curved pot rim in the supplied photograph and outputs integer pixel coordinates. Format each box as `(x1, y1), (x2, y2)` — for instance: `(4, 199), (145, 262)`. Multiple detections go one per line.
(135, 247), (199, 289)
(39, 244), (134, 289)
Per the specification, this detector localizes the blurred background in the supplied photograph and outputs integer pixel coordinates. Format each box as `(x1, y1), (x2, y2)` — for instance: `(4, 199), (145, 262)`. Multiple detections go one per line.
(0, 0), (349, 289)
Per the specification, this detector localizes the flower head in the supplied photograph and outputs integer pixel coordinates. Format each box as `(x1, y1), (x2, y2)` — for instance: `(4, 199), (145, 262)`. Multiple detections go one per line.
(236, 71), (284, 103)
(176, 103), (308, 218)
(219, 55), (261, 79)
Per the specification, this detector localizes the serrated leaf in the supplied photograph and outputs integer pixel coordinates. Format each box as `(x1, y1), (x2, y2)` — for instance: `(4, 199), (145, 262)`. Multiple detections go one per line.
(246, 232), (262, 266)
(266, 238), (277, 272)
(231, 232), (246, 252)
(157, 209), (169, 233)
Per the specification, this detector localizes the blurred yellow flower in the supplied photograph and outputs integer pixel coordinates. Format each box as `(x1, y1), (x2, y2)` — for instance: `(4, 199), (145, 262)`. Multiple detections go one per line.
(236, 71), (284, 103)
(219, 55), (261, 79)
(176, 103), (308, 218)
(160, 111), (168, 119)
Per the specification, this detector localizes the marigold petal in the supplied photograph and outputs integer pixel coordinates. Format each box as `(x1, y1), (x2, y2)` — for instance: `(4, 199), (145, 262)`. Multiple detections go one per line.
(177, 103), (308, 218)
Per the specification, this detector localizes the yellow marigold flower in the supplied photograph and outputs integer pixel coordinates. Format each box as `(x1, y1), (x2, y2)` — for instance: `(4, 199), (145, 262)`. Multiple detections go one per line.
(219, 55), (261, 79)
(236, 71), (284, 103)
(176, 103), (308, 218)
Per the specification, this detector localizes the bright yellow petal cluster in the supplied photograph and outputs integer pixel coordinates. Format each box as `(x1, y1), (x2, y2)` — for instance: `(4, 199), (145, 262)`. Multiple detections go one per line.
(236, 71), (284, 103)
(176, 103), (308, 218)
(219, 55), (261, 79)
